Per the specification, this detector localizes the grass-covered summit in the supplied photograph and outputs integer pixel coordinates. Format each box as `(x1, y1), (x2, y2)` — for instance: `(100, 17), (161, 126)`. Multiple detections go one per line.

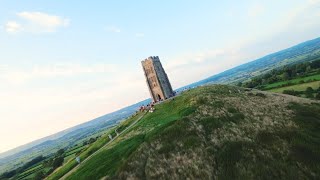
(50, 85), (320, 180)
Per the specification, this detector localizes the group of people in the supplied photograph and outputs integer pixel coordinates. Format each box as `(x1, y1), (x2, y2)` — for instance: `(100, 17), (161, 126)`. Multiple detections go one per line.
(139, 102), (156, 113)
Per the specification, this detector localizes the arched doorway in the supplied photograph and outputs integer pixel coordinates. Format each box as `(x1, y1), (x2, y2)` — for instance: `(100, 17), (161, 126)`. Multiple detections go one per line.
(157, 94), (161, 101)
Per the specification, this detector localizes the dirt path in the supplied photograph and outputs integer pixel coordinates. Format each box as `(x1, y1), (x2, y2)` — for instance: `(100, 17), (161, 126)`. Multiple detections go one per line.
(59, 113), (146, 180)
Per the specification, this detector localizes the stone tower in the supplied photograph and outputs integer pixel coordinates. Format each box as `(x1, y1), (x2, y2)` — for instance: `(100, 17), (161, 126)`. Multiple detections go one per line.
(141, 56), (174, 102)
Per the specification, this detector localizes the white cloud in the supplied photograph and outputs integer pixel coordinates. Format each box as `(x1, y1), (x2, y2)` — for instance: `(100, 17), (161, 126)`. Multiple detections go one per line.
(5, 11), (69, 34)
(164, 46), (250, 88)
(5, 21), (22, 33)
(135, 32), (144, 37)
(0, 63), (118, 85)
(308, 0), (320, 4)
(106, 26), (121, 33)
(226, 10), (235, 18)
(194, 49), (226, 63)
(248, 4), (264, 18)
(166, 48), (227, 70)
(271, 1), (320, 35)
(32, 63), (117, 77)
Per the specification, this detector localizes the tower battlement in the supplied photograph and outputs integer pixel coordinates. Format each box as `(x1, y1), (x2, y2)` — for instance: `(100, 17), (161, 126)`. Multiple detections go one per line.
(141, 56), (160, 63)
(141, 56), (174, 102)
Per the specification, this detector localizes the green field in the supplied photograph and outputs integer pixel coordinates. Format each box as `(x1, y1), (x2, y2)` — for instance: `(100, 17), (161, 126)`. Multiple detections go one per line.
(23, 167), (51, 179)
(17, 164), (43, 179)
(13, 143), (88, 179)
(268, 81), (320, 93)
(64, 145), (87, 157)
(263, 74), (320, 89)
(63, 154), (76, 163)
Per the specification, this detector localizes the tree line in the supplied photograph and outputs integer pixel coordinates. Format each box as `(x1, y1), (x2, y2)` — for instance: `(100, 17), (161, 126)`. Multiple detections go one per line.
(239, 58), (320, 89)
(0, 149), (65, 180)
(283, 87), (320, 99)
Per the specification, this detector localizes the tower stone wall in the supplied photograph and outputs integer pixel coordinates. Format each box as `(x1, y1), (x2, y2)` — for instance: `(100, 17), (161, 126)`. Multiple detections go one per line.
(141, 56), (174, 102)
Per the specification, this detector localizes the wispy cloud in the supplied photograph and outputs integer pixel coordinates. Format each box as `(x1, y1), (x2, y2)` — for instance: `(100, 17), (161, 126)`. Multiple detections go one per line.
(5, 21), (23, 33)
(164, 46), (250, 88)
(5, 11), (69, 34)
(248, 4), (264, 18)
(105, 26), (121, 33)
(135, 32), (144, 38)
(0, 63), (118, 85)
(308, 0), (320, 4)
(271, 0), (320, 35)
(166, 48), (228, 70)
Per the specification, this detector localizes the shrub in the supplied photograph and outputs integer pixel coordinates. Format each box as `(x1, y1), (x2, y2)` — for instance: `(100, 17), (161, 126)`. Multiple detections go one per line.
(283, 90), (298, 96)
(34, 171), (45, 180)
(229, 112), (245, 123)
(211, 100), (224, 108)
(305, 87), (314, 98)
(196, 96), (207, 105)
(227, 107), (237, 113)
(52, 156), (64, 169)
(255, 92), (266, 98)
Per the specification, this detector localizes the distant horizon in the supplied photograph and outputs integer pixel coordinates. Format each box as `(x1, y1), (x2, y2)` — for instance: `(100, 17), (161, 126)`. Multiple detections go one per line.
(1, 0), (320, 153)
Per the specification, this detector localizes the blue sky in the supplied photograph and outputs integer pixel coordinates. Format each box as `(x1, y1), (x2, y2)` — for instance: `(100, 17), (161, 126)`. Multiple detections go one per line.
(1, 0), (320, 153)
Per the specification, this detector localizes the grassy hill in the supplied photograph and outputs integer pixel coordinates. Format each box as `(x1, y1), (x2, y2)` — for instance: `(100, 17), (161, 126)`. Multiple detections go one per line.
(49, 85), (320, 180)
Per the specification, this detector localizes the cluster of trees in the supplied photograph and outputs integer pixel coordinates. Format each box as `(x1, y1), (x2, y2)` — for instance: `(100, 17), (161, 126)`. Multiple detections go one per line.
(239, 59), (320, 89)
(283, 87), (320, 99)
(82, 136), (100, 146)
(0, 149), (66, 180)
(0, 155), (45, 179)
(34, 149), (65, 180)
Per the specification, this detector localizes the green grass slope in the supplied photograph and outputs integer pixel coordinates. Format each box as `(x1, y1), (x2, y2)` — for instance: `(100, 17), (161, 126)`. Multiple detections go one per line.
(61, 85), (320, 180)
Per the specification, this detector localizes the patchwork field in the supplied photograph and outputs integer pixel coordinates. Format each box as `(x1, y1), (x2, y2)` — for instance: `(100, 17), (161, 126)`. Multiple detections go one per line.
(263, 74), (320, 89)
(268, 81), (320, 93)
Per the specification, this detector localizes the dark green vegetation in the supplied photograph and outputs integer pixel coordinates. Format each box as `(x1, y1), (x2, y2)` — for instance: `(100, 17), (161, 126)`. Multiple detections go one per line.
(240, 58), (320, 99)
(241, 58), (320, 89)
(0, 156), (45, 179)
(0, 146), (88, 180)
(55, 85), (320, 179)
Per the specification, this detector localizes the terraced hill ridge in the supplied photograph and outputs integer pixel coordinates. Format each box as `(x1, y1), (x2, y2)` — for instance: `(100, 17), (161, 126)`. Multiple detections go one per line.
(52, 85), (320, 180)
